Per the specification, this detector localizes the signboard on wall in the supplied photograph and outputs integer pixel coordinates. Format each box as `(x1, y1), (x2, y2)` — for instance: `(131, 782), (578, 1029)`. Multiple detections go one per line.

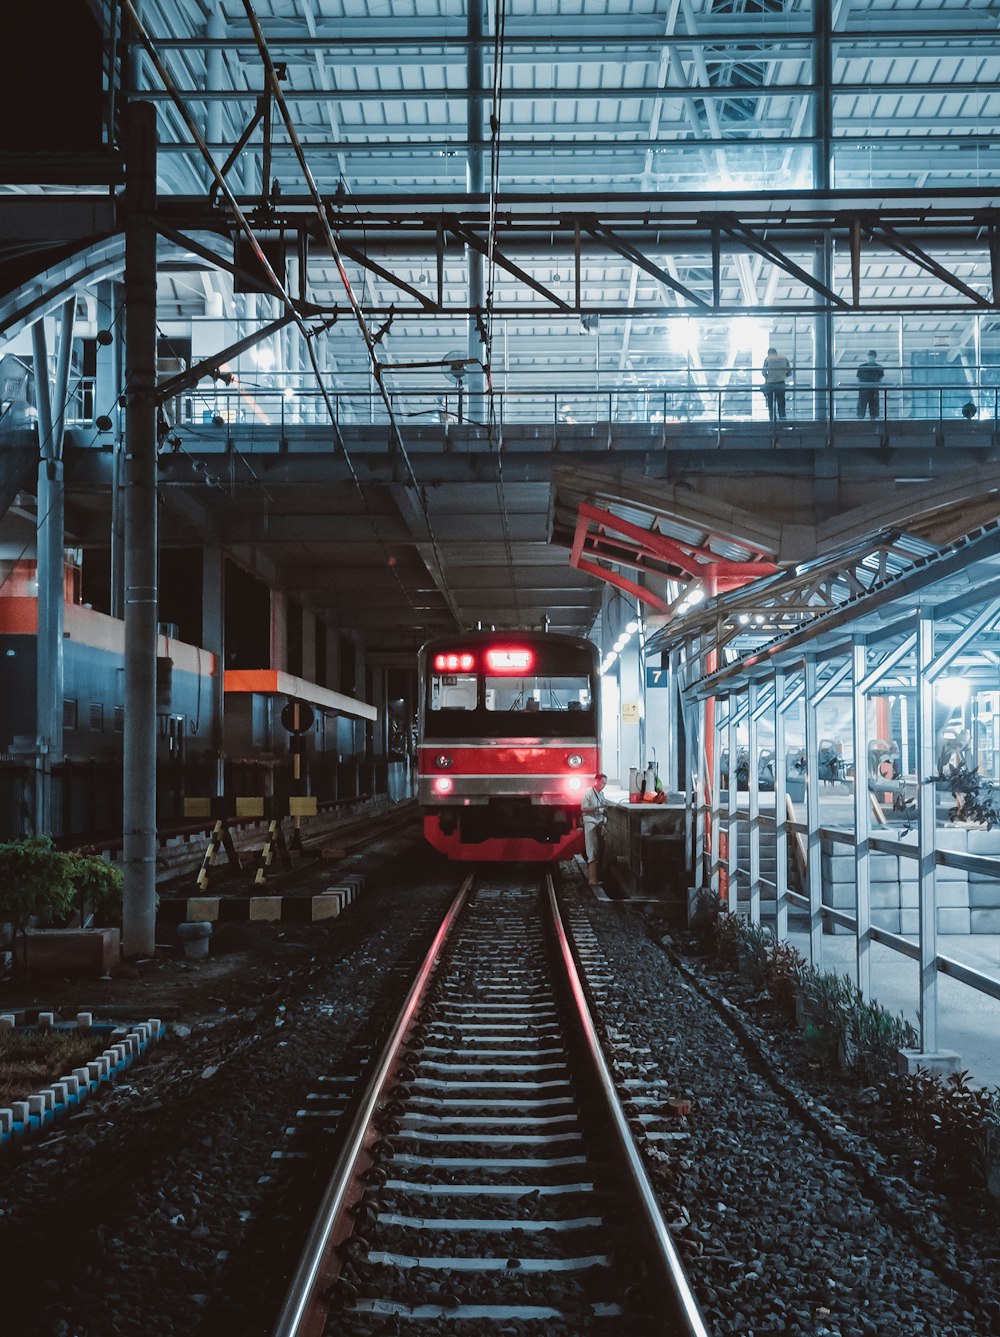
(645, 668), (669, 687)
(622, 702), (639, 722)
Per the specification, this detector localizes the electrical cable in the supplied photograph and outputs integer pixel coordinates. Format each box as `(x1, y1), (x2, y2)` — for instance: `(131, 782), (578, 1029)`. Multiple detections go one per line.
(481, 0), (520, 625)
(238, 0), (465, 630)
(119, 0), (444, 631)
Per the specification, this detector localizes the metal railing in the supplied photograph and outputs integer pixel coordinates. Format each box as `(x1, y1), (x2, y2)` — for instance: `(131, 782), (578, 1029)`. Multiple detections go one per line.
(53, 371), (1000, 440)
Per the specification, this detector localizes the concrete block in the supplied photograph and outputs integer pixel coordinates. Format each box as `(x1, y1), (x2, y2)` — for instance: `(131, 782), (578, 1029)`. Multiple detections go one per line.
(969, 884), (1000, 909)
(311, 896), (341, 921)
(14, 929), (120, 979)
(0, 1014), (14, 1031)
(822, 884), (857, 909)
(935, 883), (970, 908)
(870, 886), (901, 910)
(186, 897), (220, 923)
(900, 909), (920, 936)
(249, 896), (282, 922)
(934, 860), (968, 883)
(824, 852), (898, 881)
(938, 828), (969, 852)
(872, 909), (900, 933)
(899, 882), (919, 908)
(897, 1048), (962, 1078)
(937, 908), (970, 933)
(971, 909), (1000, 933)
(967, 828), (1000, 856)
(176, 921), (212, 960)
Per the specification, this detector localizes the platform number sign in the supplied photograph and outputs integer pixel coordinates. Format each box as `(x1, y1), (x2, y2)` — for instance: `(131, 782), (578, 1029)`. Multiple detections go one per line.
(645, 668), (668, 688)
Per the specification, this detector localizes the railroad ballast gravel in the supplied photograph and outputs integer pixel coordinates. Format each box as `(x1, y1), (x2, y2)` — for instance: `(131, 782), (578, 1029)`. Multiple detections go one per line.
(0, 833), (998, 1336)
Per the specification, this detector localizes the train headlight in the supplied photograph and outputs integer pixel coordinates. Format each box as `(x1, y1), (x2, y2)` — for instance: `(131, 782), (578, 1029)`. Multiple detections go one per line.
(566, 753), (584, 768)
(566, 776), (584, 793)
(433, 776), (454, 795)
(435, 753), (454, 769)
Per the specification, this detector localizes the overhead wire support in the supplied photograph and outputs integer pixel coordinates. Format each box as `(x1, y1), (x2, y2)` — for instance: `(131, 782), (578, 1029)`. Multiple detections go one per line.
(119, 0), (453, 629)
(238, 0), (464, 631)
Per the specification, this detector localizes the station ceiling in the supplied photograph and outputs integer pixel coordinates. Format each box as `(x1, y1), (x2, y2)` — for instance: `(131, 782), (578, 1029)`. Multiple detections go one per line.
(5, 0), (1000, 659)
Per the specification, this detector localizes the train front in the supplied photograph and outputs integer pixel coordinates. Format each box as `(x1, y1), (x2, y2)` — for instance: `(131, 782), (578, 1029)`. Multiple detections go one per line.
(417, 631), (600, 862)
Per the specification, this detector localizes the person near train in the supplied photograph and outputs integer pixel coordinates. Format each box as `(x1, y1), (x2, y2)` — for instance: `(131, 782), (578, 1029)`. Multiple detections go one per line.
(581, 772), (608, 886)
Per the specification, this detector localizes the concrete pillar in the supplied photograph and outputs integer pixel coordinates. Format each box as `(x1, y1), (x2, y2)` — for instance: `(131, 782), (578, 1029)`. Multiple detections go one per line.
(618, 639), (642, 787)
(122, 101), (159, 959)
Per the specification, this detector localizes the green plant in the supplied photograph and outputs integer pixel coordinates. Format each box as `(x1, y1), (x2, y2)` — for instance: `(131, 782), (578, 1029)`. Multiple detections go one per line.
(846, 996), (918, 1084)
(736, 920), (774, 985)
(762, 939), (807, 1020)
(880, 1067), (1000, 1188)
(0, 837), (74, 939)
(63, 851), (124, 927)
(689, 887), (722, 951)
(714, 909), (741, 965)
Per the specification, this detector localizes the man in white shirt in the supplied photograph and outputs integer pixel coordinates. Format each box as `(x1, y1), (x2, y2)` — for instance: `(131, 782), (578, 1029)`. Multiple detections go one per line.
(581, 772), (608, 886)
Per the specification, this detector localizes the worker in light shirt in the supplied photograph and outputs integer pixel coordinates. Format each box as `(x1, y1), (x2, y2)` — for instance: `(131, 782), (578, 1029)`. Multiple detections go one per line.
(581, 772), (608, 887)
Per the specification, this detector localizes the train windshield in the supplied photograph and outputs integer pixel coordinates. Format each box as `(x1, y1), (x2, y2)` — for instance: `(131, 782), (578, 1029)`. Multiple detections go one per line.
(484, 675), (591, 712)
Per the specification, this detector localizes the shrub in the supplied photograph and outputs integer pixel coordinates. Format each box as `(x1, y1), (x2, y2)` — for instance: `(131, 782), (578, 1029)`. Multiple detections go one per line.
(762, 939), (806, 1020)
(880, 1067), (1000, 1188)
(64, 851), (124, 927)
(0, 837), (74, 937)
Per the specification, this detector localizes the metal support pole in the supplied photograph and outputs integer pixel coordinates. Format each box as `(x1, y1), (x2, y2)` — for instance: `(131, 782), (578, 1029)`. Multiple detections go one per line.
(710, 698), (722, 898)
(915, 611), (940, 1052)
(748, 677), (761, 925)
(812, 3), (834, 424)
(804, 655), (824, 967)
(774, 670), (789, 940)
(466, 0), (486, 417)
(727, 691), (739, 912)
(852, 637), (873, 999)
(122, 101), (159, 959)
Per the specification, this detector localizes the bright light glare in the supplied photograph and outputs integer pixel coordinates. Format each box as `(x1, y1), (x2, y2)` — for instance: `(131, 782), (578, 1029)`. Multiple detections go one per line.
(686, 588), (705, 606)
(938, 677), (971, 707)
(566, 776), (583, 793)
(729, 317), (766, 354)
(669, 319), (697, 355)
(626, 619), (640, 634)
(433, 776), (454, 795)
(252, 344), (275, 371)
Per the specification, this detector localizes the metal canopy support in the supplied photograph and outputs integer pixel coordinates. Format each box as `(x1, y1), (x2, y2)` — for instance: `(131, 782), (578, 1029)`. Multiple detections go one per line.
(30, 297), (75, 834)
(122, 101), (159, 959)
(710, 696), (723, 899)
(774, 670), (789, 941)
(804, 654), (823, 968)
(747, 676), (761, 925)
(915, 611), (940, 1054)
(851, 637), (873, 1001)
(727, 691), (738, 913)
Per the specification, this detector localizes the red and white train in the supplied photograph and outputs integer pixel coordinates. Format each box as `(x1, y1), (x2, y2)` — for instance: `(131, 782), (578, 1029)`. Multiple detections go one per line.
(417, 629), (601, 861)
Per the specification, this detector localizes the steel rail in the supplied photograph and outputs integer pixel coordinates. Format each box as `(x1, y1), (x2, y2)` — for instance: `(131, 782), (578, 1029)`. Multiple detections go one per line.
(270, 874), (472, 1337)
(545, 874), (710, 1336)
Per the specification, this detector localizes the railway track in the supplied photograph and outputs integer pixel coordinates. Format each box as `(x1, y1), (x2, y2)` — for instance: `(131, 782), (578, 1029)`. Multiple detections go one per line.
(271, 871), (707, 1336)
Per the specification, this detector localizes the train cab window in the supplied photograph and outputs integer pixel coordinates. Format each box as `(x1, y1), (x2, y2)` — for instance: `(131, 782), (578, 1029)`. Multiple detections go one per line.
(430, 673), (478, 711)
(485, 675), (591, 712)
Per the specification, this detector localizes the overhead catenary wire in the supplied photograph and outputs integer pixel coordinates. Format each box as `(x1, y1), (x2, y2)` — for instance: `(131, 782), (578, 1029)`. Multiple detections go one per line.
(238, 0), (465, 632)
(481, 0), (520, 625)
(118, 0), (440, 630)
